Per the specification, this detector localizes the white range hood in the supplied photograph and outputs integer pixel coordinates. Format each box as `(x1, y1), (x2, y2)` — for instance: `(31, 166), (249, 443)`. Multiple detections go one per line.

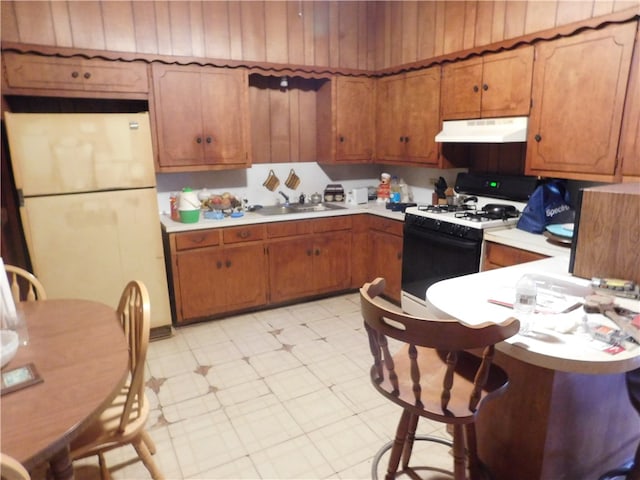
(435, 116), (528, 143)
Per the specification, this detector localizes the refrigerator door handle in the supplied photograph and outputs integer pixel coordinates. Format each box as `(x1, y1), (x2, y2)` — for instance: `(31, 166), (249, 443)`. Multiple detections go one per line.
(17, 189), (24, 207)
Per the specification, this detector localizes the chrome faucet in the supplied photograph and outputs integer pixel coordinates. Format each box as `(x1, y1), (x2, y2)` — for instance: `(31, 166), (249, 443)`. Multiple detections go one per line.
(278, 190), (290, 205)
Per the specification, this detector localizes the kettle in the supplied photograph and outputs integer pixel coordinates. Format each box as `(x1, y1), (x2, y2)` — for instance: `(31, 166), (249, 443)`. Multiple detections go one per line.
(310, 192), (322, 204)
(178, 188), (200, 211)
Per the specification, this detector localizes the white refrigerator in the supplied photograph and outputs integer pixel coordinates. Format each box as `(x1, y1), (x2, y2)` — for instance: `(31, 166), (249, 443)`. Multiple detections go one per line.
(4, 112), (171, 331)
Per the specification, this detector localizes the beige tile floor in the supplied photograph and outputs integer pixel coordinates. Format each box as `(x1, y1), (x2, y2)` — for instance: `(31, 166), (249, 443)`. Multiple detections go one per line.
(72, 293), (455, 480)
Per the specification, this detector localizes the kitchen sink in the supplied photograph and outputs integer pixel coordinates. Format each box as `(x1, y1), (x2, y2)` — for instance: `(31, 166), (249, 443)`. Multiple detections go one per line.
(255, 203), (347, 216)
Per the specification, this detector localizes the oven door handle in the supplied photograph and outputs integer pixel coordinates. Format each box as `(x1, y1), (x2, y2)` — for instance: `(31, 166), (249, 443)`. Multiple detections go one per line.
(403, 226), (480, 249)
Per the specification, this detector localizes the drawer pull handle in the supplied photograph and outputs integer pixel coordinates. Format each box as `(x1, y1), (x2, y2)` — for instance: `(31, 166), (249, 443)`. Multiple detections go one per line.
(473, 85), (479, 93)
(196, 137), (202, 144)
(239, 230), (250, 239)
(84, 72), (91, 79)
(71, 71), (80, 78)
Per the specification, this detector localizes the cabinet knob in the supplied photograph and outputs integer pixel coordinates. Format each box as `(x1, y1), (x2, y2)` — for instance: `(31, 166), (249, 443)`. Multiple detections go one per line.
(399, 136), (404, 143)
(306, 249), (313, 256)
(196, 137), (202, 144)
(206, 136), (213, 144)
(404, 136), (409, 143)
(473, 85), (479, 93)
(482, 84), (488, 91)
(216, 261), (223, 269)
(535, 134), (542, 142)
(397, 252), (402, 260)
(71, 71), (80, 79)
(315, 249), (320, 256)
(239, 230), (249, 239)
(225, 260), (232, 268)
(339, 136), (345, 143)
(84, 72), (91, 79)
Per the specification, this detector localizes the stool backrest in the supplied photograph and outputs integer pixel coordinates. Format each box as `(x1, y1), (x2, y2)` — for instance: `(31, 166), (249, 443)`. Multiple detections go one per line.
(360, 277), (519, 413)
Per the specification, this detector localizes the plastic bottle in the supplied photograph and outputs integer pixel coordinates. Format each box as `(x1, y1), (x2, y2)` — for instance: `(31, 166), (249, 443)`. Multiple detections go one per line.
(169, 192), (180, 221)
(514, 275), (537, 335)
(399, 178), (410, 203)
(390, 176), (401, 203)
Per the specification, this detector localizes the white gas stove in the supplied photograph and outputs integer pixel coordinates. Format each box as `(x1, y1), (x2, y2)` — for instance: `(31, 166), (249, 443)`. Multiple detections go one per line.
(405, 196), (528, 230)
(401, 173), (538, 318)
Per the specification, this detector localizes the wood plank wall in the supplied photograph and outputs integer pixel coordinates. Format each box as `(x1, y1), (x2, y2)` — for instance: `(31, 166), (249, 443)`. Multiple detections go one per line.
(2, 1), (637, 71)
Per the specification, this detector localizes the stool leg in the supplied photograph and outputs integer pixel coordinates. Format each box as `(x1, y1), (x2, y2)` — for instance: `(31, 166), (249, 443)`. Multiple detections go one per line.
(401, 413), (420, 469)
(452, 424), (466, 480)
(465, 423), (483, 480)
(386, 409), (412, 480)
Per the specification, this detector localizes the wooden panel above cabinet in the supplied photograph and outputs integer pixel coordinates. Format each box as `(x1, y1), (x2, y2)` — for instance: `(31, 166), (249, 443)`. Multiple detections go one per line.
(151, 62), (251, 171)
(248, 74), (322, 163)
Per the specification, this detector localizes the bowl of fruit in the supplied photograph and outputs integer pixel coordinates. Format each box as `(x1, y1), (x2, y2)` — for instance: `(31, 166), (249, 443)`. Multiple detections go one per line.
(204, 192), (242, 218)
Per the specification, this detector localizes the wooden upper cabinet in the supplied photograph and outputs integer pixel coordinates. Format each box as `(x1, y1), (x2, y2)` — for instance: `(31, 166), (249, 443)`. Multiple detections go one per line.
(317, 76), (374, 163)
(2, 52), (149, 95)
(151, 63), (250, 171)
(526, 22), (636, 182)
(376, 67), (441, 166)
(619, 24), (640, 181)
(441, 46), (533, 120)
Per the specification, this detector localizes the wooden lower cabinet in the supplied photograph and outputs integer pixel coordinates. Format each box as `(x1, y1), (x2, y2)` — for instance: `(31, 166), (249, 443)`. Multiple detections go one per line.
(267, 219), (352, 304)
(174, 243), (267, 322)
(368, 217), (404, 303)
(483, 241), (547, 271)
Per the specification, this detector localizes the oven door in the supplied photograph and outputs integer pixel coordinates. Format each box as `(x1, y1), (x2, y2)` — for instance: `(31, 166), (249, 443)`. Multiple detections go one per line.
(401, 225), (482, 304)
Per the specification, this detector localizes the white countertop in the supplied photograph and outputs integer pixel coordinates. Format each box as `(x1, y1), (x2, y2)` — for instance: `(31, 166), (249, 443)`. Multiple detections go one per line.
(427, 256), (640, 374)
(160, 201), (405, 233)
(484, 224), (570, 257)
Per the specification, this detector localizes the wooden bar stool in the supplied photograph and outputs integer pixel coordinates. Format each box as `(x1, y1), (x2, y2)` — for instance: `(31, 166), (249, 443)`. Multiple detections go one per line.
(360, 277), (519, 480)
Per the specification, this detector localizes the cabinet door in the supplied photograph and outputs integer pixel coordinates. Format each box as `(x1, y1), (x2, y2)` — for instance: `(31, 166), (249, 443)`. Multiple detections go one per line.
(152, 64), (206, 167)
(268, 237), (315, 303)
(480, 47), (533, 118)
(376, 75), (406, 161)
(223, 244), (267, 311)
(3, 52), (149, 94)
(176, 248), (227, 320)
(404, 68), (441, 165)
(526, 23), (636, 181)
(441, 58), (483, 120)
(200, 68), (250, 167)
(313, 232), (352, 293)
(335, 77), (375, 162)
(369, 230), (403, 303)
(620, 27), (640, 180)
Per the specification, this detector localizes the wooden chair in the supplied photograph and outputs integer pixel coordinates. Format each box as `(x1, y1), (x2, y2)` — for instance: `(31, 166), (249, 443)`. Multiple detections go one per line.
(4, 265), (47, 302)
(0, 453), (30, 480)
(361, 277), (520, 480)
(69, 280), (163, 480)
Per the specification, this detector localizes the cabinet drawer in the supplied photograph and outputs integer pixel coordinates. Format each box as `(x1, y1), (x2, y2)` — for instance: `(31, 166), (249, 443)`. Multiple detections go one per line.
(312, 216), (352, 233)
(222, 225), (265, 244)
(369, 216), (403, 236)
(266, 220), (313, 238)
(175, 230), (221, 251)
(3, 52), (149, 93)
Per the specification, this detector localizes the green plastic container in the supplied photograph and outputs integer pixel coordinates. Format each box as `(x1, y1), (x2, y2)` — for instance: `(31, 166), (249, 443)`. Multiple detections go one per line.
(179, 209), (200, 223)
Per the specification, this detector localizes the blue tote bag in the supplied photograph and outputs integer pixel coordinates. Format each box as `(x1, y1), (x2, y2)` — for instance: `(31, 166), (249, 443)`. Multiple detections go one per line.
(517, 179), (574, 234)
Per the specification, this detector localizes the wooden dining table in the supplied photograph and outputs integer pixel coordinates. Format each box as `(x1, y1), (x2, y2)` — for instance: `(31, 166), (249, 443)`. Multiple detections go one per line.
(1, 299), (129, 480)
